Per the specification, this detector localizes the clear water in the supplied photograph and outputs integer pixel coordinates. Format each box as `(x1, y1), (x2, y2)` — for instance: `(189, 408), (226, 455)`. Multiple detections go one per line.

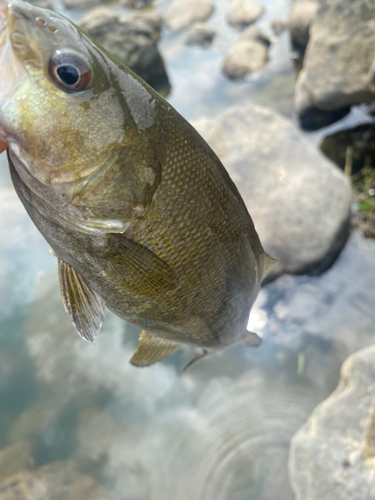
(0, 0), (374, 498)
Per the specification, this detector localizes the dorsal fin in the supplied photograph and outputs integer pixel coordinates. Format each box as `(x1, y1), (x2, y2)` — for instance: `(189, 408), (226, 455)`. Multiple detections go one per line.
(58, 260), (105, 343)
(130, 331), (182, 367)
(263, 252), (278, 276)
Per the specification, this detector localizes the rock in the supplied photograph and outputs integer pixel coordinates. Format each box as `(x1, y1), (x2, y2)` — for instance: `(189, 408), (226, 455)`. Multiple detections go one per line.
(191, 104), (351, 275)
(78, 8), (170, 95)
(222, 26), (271, 79)
(227, 0), (264, 30)
(294, 0), (375, 130)
(185, 23), (216, 47)
(288, 0), (318, 56)
(0, 461), (111, 500)
(289, 345), (375, 500)
(165, 0), (214, 32)
(0, 442), (32, 484)
(271, 20), (287, 37)
(120, 0), (153, 8)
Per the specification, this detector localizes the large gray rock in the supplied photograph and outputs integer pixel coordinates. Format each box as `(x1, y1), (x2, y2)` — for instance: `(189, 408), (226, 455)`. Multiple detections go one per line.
(165, 0), (214, 32)
(288, 0), (318, 55)
(191, 104), (351, 276)
(227, 0), (264, 30)
(294, 0), (375, 130)
(0, 462), (111, 499)
(78, 8), (170, 95)
(289, 345), (375, 500)
(222, 26), (271, 80)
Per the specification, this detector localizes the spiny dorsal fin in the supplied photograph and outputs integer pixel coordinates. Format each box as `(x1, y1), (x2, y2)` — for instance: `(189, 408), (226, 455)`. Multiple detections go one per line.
(99, 236), (178, 294)
(130, 331), (182, 367)
(58, 260), (105, 343)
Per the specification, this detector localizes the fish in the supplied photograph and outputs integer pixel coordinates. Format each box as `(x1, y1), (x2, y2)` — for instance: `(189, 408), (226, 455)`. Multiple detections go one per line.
(0, 0), (274, 367)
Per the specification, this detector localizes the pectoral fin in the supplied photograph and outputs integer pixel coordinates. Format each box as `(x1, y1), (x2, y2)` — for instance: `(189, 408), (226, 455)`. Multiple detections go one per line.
(58, 260), (105, 343)
(99, 236), (178, 294)
(130, 331), (182, 367)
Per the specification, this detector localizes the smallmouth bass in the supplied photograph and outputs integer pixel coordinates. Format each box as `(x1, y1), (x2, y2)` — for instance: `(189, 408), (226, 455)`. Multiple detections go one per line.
(0, 1), (273, 366)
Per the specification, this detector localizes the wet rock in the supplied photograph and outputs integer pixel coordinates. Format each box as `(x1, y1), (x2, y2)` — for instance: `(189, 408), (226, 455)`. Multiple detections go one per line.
(222, 26), (271, 80)
(271, 20), (287, 37)
(191, 104), (351, 275)
(185, 23), (216, 47)
(288, 0), (318, 58)
(0, 442), (32, 483)
(227, 0), (264, 30)
(165, 0), (214, 32)
(0, 461), (110, 499)
(289, 345), (375, 500)
(294, 0), (375, 130)
(78, 8), (170, 95)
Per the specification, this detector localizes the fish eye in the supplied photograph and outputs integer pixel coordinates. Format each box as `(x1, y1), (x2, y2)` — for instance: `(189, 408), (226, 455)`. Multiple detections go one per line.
(48, 51), (92, 93)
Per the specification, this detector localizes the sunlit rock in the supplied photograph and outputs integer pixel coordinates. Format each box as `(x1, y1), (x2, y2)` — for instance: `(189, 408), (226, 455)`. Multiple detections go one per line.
(78, 8), (170, 95)
(191, 104), (351, 276)
(185, 23), (216, 47)
(227, 0), (264, 30)
(222, 26), (271, 79)
(289, 345), (375, 500)
(165, 0), (214, 32)
(294, 0), (375, 130)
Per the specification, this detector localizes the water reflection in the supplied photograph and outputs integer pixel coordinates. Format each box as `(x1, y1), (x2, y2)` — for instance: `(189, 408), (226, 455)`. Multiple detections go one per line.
(0, 0), (374, 497)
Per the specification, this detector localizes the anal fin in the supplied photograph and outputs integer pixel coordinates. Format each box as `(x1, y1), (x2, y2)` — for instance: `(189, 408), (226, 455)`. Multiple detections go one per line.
(130, 331), (182, 367)
(58, 260), (105, 343)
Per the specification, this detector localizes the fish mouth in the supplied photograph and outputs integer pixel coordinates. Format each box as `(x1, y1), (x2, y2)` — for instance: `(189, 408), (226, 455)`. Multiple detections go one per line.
(0, 0), (29, 154)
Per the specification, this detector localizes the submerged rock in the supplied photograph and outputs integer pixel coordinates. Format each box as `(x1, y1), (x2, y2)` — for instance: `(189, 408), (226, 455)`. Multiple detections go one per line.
(227, 0), (264, 30)
(289, 345), (375, 500)
(185, 23), (216, 47)
(78, 8), (170, 95)
(0, 461), (110, 500)
(165, 0), (214, 32)
(191, 104), (351, 276)
(0, 442), (32, 484)
(294, 0), (375, 130)
(222, 26), (271, 79)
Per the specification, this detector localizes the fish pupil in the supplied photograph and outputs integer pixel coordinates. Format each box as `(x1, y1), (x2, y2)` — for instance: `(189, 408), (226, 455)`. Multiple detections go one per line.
(56, 65), (80, 86)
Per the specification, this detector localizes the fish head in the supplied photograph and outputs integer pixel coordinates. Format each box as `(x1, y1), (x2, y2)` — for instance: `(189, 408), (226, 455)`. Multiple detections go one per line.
(0, 0), (126, 188)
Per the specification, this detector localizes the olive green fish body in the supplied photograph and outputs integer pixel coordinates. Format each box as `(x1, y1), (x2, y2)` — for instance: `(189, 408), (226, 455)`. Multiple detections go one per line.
(1, 1), (267, 365)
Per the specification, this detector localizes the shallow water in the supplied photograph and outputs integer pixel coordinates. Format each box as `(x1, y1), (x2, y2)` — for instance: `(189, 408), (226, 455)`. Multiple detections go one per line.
(0, 0), (374, 498)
